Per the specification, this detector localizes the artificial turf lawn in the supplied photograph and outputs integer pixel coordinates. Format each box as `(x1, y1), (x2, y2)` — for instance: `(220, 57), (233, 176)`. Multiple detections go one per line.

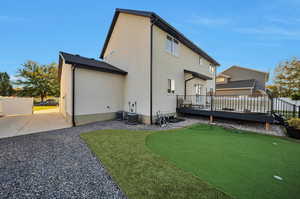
(81, 124), (300, 199)
(81, 129), (231, 199)
(146, 124), (300, 199)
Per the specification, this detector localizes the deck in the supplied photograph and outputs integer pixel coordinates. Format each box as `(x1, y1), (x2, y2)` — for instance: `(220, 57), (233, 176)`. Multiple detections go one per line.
(177, 107), (274, 123)
(176, 95), (299, 124)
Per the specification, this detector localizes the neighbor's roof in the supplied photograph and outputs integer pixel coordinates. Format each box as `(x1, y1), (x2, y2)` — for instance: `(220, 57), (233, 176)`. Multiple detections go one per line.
(59, 51), (127, 75)
(184, 69), (212, 80)
(216, 79), (256, 89)
(100, 8), (220, 66)
(221, 65), (269, 80)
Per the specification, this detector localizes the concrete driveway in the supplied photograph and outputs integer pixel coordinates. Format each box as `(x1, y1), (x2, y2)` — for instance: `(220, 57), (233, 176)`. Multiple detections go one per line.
(0, 113), (71, 139)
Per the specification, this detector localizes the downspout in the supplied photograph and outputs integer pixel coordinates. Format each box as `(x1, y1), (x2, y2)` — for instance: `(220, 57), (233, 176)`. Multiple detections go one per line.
(150, 18), (158, 124)
(72, 65), (76, 127)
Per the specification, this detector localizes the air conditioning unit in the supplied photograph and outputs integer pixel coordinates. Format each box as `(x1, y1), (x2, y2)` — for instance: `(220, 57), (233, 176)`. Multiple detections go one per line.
(127, 112), (138, 125)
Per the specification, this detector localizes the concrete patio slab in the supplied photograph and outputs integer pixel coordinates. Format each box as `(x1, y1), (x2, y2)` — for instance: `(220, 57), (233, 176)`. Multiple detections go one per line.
(0, 113), (71, 139)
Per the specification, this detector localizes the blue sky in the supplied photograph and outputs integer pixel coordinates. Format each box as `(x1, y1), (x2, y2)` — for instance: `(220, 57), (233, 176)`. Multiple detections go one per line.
(1, 0), (299, 84)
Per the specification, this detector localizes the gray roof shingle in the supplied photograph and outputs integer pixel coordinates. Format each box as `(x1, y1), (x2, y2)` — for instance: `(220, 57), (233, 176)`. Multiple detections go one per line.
(216, 79), (256, 89)
(184, 69), (212, 80)
(60, 52), (127, 75)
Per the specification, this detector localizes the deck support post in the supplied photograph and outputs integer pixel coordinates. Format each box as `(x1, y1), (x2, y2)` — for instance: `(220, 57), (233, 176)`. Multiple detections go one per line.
(265, 122), (270, 131)
(210, 115), (213, 123)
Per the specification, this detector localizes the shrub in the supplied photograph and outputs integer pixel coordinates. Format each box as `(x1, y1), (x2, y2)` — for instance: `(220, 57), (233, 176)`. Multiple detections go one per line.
(288, 118), (300, 130)
(291, 93), (300, 100)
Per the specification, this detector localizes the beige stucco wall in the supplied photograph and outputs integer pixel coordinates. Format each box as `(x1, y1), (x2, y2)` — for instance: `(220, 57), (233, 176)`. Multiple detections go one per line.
(103, 13), (151, 117)
(59, 61), (73, 123)
(152, 25), (216, 115)
(103, 13), (217, 122)
(216, 88), (252, 96)
(74, 68), (125, 123)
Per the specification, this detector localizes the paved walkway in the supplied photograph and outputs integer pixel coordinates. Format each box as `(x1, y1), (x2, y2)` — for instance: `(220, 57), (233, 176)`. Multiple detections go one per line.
(0, 113), (71, 139)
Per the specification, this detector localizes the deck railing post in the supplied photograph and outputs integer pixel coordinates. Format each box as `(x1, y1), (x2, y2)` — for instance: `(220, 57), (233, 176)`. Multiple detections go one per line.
(293, 104), (296, 118)
(176, 95), (178, 108)
(210, 94), (213, 111)
(270, 97), (274, 115)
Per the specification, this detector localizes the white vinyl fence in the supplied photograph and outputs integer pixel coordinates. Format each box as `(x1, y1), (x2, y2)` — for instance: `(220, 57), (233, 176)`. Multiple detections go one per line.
(278, 97), (300, 106)
(0, 97), (33, 116)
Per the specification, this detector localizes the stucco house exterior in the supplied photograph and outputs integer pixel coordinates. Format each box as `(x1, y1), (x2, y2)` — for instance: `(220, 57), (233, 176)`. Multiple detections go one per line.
(215, 66), (269, 96)
(59, 8), (219, 126)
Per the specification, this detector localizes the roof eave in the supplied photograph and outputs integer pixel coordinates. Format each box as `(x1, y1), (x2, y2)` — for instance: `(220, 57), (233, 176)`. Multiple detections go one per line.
(74, 64), (127, 75)
(184, 69), (213, 80)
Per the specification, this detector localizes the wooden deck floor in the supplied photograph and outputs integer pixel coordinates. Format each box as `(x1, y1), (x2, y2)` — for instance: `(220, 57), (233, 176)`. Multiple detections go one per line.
(177, 107), (274, 123)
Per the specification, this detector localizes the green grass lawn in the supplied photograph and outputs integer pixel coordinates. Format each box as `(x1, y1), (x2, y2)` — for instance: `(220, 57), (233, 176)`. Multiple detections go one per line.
(147, 125), (300, 199)
(33, 106), (58, 111)
(81, 125), (300, 199)
(81, 129), (231, 199)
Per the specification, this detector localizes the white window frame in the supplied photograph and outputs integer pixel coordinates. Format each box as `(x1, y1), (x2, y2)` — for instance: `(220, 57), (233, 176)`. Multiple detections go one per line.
(165, 35), (180, 56)
(209, 64), (215, 73)
(173, 39), (179, 56)
(165, 35), (173, 54)
(199, 57), (203, 65)
(168, 79), (175, 94)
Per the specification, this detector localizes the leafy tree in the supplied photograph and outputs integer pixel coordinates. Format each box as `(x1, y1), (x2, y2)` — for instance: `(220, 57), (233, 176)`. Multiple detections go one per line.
(266, 85), (280, 97)
(15, 61), (60, 101)
(273, 57), (300, 97)
(0, 72), (14, 96)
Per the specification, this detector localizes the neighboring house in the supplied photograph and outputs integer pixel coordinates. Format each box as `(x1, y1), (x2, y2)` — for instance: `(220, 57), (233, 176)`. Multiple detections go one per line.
(216, 66), (269, 96)
(59, 8), (219, 126)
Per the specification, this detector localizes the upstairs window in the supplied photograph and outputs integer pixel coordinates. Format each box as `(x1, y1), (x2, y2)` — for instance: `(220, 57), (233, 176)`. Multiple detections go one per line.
(165, 36), (173, 54)
(165, 35), (180, 56)
(173, 39), (179, 56)
(168, 79), (175, 93)
(209, 65), (215, 73)
(199, 57), (203, 65)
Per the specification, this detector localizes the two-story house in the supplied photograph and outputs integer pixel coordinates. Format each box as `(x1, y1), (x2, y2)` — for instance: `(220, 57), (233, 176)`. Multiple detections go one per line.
(216, 66), (269, 96)
(59, 8), (220, 126)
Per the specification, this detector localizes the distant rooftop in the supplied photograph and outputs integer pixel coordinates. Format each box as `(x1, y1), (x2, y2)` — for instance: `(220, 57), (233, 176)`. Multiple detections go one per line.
(216, 79), (256, 89)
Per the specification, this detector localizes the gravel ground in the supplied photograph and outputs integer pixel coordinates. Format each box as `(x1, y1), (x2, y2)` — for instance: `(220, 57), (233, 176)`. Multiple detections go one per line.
(0, 119), (200, 199)
(0, 118), (285, 199)
(183, 115), (286, 136)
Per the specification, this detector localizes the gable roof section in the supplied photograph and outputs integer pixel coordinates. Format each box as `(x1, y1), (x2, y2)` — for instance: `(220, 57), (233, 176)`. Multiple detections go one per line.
(216, 79), (256, 89)
(221, 65), (269, 80)
(100, 8), (220, 66)
(59, 51), (127, 75)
